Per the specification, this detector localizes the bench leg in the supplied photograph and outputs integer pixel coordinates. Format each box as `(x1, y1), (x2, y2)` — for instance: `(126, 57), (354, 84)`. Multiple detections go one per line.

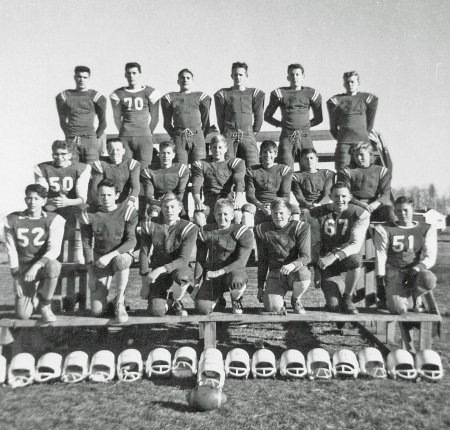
(419, 322), (433, 350)
(398, 322), (416, 353)
(199, 322), (216, 350)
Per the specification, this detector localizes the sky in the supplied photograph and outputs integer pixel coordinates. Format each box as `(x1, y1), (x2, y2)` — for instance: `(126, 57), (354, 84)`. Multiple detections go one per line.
(1, 0), (449, 214)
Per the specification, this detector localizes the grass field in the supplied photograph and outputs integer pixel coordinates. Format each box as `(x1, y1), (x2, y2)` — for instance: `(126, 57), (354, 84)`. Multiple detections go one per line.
(0, 235), (449, 430)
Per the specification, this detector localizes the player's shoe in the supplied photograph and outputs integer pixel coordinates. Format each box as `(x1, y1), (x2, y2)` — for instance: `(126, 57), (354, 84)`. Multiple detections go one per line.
(115, 301), (129, 323)
(342, 294), (358, 314)
(40, 304), (57, 323)
(232, 298), (243, 315)
(413, 296), (426, 313)
(377, 298), (388, 311)
(171, 300), (188, 317)
(213, 296), (227, 312)
(291, 297), (306, 314)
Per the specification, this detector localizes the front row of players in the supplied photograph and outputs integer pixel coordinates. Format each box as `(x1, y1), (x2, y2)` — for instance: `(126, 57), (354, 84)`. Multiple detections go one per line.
(5, 181), (436, 323)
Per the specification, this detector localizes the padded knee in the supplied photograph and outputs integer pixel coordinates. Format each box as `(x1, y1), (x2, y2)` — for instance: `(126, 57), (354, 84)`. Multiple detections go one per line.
(321, 277), (343, 309)
(15, 296), (34, 320)
(290, 204), (300, 215)
(195, 299), (215, 315)
(342, 255), (362, 271)
(242, 203), (256, 215)
(90, 281), (108, 317)
(43, 260), (61, 278)
(193, 210), (207, 227)
(111, 254), (132, 272)
(292, 266), (311, 282)
(148, 298), (168, 317)
(264, 294), (285, 313)
(415, 270), (436, 293)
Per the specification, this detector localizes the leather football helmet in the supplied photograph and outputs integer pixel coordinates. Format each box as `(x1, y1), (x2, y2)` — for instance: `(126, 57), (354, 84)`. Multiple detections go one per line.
(146, 348), (172, 378)
(172, 346), (198, 378)
(89, 350), (116, 382)
(332, 349), (359, 378)
(386, 349), (418, 380)
(117, 349), (143, 382)
(307, 348), (333, 380)
(35, 352), (63, 383)
(187, 385), (228, 411)
(8, 353), (35, 388)
(358, 347), (387, 379)
(61, 351), (89, 384)
(251, 349), (277, 379)
(415, 349), (443, 382)
(197, 348), (225, 388)
(279, 349), (307, 379)
(225, 348), (251, 379)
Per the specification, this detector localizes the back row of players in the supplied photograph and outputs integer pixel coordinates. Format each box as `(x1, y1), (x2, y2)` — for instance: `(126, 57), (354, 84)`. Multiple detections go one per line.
(3, 62), (436, 324)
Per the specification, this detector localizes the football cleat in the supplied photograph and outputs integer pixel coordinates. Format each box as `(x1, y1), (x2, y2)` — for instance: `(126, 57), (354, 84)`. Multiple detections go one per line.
(186, 385), (228, 411)
(279, 349), (307, 379)
(224, 348), (251, 379)
(146, 348), (172, 378)
(35, 352), (63, 383)
(89, 350), (116, 382)
(197, 348), (225, 388)
(117, 349), (143, 382)
(386, 349), (418, 380)
(0, 355), (6, 384)
(358, 347), (387, 379)
(307, 348), (333, 380)
(8, 353), (36, 388)
(251, 349), (277, 379)
(172, 346), (198, 378)
(332, 349), (359, 378)
(61, 351), (89, 383)
(415, 349), (443, 382)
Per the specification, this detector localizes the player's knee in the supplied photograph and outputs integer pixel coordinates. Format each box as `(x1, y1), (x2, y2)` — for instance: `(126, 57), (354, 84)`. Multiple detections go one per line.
(193, 210), (208, 227)
(195, 299), (215, 315)
(15, 299), (33, 320)
(241, 205), (256, 228)
(264, 294), (285, 313)
(91, 300), (106, 317)
(321, 279), (343, 309)
(291, 266), (311, 282)
(90, 287), (108, 316)
(387, 296), (408, 315)
(111, 254), (132, 272)
(148, 298), (168, 317)
(342, 255), (362, 271)
(290, 204), (300, 221)
(172, 267), (192, 285)
(43, 260), (62, 278)
(416, 270), (436, 292)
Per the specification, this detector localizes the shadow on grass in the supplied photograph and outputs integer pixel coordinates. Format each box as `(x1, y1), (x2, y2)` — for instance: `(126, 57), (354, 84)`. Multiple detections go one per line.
(148, 400), (195, 413)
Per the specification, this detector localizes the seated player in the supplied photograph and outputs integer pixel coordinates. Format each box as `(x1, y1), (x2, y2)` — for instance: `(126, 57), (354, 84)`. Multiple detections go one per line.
(139, 193), (198, 316)
(255, 198), (311, 314)
(191, 134), (246, 226)
(90, 138), (140, 207)
(79, 179), (138, 323)
(35, 140), (91, 263)
(337, 141), (394, 222)
(373, 196), (437, 314)
(4, 185), (65, 322)
(194, 198), (254, 315)
(140, 141), (189, 218)
(309, 182), (370, 314)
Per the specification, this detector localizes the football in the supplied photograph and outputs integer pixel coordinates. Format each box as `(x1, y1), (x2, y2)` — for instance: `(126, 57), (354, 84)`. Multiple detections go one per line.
(186, 385), (228, 411)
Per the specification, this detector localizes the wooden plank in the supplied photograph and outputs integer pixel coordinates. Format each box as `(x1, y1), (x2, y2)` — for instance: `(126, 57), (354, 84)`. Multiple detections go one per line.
(386, 321), (397, 347)
(203, 322), (217, 349)
(355, 323), (391, 356)
(419, 322), (433, 350)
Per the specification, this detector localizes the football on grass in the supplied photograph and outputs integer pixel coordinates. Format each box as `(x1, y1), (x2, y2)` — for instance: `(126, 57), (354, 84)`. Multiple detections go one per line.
(187, 385), (228, 411)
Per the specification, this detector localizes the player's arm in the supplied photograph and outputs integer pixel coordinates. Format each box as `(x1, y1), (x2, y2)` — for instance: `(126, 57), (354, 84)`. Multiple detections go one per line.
(194, 231), (208, 286)
(65, 164), (92, 207)
(365, 94), (378, 132)
(418, 226), (438, 270)
(372, 167), (391, 208)
(110, 92), (123, 132)
(140, 168), (155, 205)
(199, 94), (211, 138)
(164, 223), (199, 273)
(252, 89), (265, 134)
(148, 89), (162, 134)
(317, 171), (335, 206)
(336, 210), (370, 259)
(34, 165), (49, 190)
(309, 90), (323, 128)
(78, 210), (94, 264)
(161, 94), (176, 137)
(175, 164), (190, 204)
(232, 158), (246, 209)
(89, 161), (104, 205)
(139, 221), (152, 276)
(294, 222), (311, 267)
(55, 93), (68, 136)
(214, 90), (226, 134)
(128, 160), (141, 204)
(292, 175), (311, 209)
(326, 98), (339, 139)
(278, 166), (293, 200)
(34, 215), (66, 271)
(245, 169), (262, 209)
(373, 224), (388, 276)
(114, 207), (138, 255)
(221, 227), (254, 275)
(264, 91), (282, 128)
(254, 225), (269, 296)
(4, 218), (24, 295)
(191, 161), (205, 210)
(94, 93), (108, 138)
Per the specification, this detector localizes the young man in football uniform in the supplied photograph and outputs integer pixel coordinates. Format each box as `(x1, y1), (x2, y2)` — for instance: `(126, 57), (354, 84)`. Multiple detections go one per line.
(264, 64), (323, 167)
(4, 185), (65, 322)
(309, 182), (370, 314)
(373, 197), (437, 314)
(327, 71), (378, 170)
(255, 198), (311, 314)
(191, 134), (246, 226)
(161, 69), (211, 164)
(194, 198), (254, 315)
(79, 179), (138, 323)
(214, 62), (265, 167)
(56, 66), (107, 164)
(139, 193), (198, 316)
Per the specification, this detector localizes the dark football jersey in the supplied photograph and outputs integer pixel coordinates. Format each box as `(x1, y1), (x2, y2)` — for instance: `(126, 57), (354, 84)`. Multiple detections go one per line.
(292, 170), (335, 207)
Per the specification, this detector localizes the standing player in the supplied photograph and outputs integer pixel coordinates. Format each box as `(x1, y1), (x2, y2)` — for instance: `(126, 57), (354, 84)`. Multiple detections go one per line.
(309, 182), (370, 314)
(214, 62), (265, 167)
(327, 71), (378, 170)
(255, 199), (311, 314)
(4, 185), (65, 322)
(194, 199), (254, 315)
(139, 194), (198, 316)
(161, 69), (211, 164)
(79, 179), (138, 323)
(264, 64), (323, 167)
(56, 66), (107, 164)
(373, 197), (437, 314)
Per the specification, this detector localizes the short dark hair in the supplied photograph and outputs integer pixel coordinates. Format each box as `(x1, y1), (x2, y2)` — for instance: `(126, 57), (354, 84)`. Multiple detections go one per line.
(52, 140), (72, 152)
(178, 68), (193, 79)
(271, 198), (291, 212)
(232, 62), (248, 73)
(394, 196), (414, 207)
(97, 178), (117, 191)
(25, 184), (48, 198)
(159, 141), (176, 151)
(125, 62), (141, 73)
(330, 181), (351, 194)
(287, 63), (304, 74)
(260, 140), (278, 152)
(210, 134), (227, 147)
(350, 141), (373, 155)
(106, 138), (124, 148)
(300, 148), (318, 158)
(343, 71), (359, 82)
(74, 66), (90, 75)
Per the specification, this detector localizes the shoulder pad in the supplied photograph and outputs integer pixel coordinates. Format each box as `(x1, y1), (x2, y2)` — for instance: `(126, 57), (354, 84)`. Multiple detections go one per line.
(311, 89), (320, 101)
(281, 165), (291, 176)
(180, 221), (197, 239)
(178, 164), (188, 177)
(233, 225), (249, 240)
(129, 159), (139, 171)
(124, 205), (136, 222)
(274, 88), (283, 100)
(92, 160), (103, 173)
(199, 92), (209, 101)
(93, 91), (104, 102)
(230, 158), (244, 169)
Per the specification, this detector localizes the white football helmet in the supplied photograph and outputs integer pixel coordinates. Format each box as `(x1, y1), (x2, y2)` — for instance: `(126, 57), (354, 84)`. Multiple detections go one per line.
(117, 349), (143, 382)
(225, 348), (251, 379)
(251, 349), (277, 379)
(8, 353), (35, 388)
(172, 346), (198, 378)
(358, 347), (387, 379)
(197, 348), (225, 388)
(415, 349), (443, 382)
(89, 350), (116, 382)
(386, 349), (417, 380)
(332, 349), (359, 378)
(307, 348), (333, 380)
(35, 352), (63, 383)
(61, 351), (89, 384)
(279, 349), (307, 379)
(0, 355), (7, 384)
(146, 348), (172, 378)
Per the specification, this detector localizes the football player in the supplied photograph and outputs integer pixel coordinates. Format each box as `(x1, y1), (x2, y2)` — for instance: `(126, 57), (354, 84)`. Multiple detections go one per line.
(373, 197), (437, 314)
(255, 198), (311, 314)
(191, 134), (246, 226)
(139, 193), (198, 316)
(161, 69), (211, 164)
(79, 179), (138, 323)
(309, 182), (370, 314)
(194, 198), (254, 315)
(56, 66), (107, 163)
(264, 63), (323, 167)
(4, 185), (65, 322)
(214, 62), (265, 167)
(327, 71), (378, 170)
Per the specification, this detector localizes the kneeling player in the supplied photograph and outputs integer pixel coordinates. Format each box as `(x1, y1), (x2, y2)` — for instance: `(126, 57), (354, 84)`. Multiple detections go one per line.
(79, 179), (138, 323)
(4, 185), (65, 322)
(373, 197), (437, 314)
(255, 198), (311, 314)
(139, 194), (198, 316)
(194, 198), (254, 315)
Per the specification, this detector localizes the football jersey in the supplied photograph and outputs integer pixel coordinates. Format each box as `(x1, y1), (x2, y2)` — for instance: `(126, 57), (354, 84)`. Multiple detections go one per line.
(110, 85), (161, 136)
(264, 87), (322, 131)
(292, 170), (335, 207)
(139, 218), (198, 275)
(161, 91), (211, 136)
(246, 164), (292, 205)
(214, 87), (265, 133)
(56, 89), (107, 137)
(327, 92), (378, 143)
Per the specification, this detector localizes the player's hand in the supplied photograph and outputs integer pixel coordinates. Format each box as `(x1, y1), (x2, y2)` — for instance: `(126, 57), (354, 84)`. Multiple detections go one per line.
(234, 193), (245, 210)
(24, 264), (41, 282)
(280, 263), (296, 276)
(190, 284), (200, 301)
(206, 269), (225, 280)
(95, 254), (113, 269)
(318, 253), (337, 270)
(140, 276), (150, 299)
(257, 287), (264, 303)
(146, 267), (165, 284)
(127, 198), (136, 207)
(52, 195), (71, 208)
(261, 204), (271, 216)
(13, 279), (23, 297)
(195, 201), (206, 211)
(357, 201), (373, 213)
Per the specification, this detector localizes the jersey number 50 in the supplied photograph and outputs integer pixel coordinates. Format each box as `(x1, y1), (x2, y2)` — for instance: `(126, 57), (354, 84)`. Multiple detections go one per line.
(49, 176), (74, 192)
